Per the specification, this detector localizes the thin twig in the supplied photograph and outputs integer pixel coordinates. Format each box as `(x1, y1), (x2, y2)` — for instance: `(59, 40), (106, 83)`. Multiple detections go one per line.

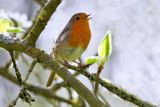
(67, 88), (73, 100)
(20, 54), (30, 66)
(8, 97), (19, 107)
(23, 60), (37, 82)
(94, 64), (104, 95)
(4, 51), (21, 70)
(50, 81), (66, 92)
(9, 51), (22, 86)
(90, 79), (109, 105)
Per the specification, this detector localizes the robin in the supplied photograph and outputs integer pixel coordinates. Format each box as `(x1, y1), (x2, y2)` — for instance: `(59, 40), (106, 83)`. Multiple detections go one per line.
(46, 12), (91, 87)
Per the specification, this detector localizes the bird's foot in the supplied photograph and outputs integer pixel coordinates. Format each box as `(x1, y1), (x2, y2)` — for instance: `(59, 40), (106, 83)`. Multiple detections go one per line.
(73, 61), (90, 69)
(63, 60), (70, 67)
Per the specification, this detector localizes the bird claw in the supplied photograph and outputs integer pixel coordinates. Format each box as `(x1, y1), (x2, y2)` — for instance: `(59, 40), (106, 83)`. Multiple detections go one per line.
(63, 61), (70, 67)
(77, 63), (90, 69)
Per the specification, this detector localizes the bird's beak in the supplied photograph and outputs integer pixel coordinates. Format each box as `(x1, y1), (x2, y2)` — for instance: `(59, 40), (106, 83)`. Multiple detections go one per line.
(85, 14), (92, 20)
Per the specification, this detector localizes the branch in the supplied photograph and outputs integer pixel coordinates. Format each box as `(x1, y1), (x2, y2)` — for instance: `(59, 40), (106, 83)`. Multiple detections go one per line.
(0, 67), (75, 105)
(33, 0), (47, 6)
(94, 64), (103, 94)
(24, 60), (37, 82)
(0, 35), (109, 107)
(8, 51), (22, 86)
(25, 0), (61, 46)
(66, 65), (156, 107)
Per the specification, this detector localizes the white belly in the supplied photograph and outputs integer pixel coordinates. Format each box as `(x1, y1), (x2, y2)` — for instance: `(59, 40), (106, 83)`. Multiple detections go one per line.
(54, 45), (85, 61)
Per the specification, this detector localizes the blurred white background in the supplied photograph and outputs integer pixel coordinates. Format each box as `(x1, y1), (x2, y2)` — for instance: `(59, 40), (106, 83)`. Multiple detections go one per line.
(1, 0), (160, 107)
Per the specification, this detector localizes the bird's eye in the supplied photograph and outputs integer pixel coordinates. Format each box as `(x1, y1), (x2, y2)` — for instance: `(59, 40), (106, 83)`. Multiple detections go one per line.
(75, 16), (80, 20)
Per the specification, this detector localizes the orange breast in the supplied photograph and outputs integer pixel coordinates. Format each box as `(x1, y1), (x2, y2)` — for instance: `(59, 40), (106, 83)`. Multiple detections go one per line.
(69, 21), (91, 49)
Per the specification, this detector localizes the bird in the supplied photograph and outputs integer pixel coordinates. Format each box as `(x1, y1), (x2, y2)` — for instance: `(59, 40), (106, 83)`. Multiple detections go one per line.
(46, 12), (91, 87)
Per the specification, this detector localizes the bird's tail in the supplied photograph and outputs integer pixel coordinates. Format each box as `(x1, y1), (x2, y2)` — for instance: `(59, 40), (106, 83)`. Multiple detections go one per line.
(46, 71), (56, 87)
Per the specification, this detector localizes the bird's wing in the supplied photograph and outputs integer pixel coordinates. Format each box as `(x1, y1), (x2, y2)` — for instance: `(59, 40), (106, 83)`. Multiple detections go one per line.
(56, 25), (70, 44)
